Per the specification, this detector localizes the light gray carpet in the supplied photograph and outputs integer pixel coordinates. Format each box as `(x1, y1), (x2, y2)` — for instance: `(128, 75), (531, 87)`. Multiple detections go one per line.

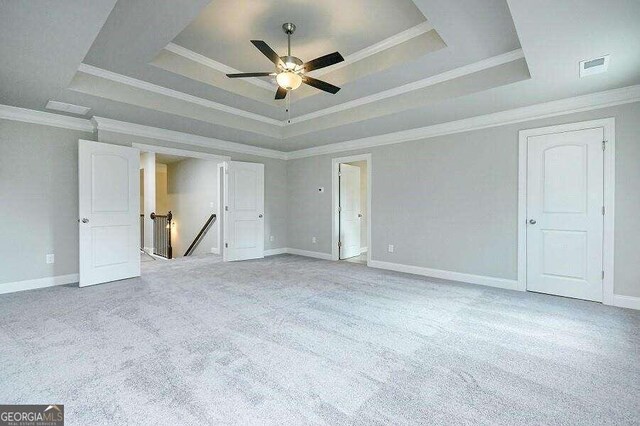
(1, 254), (639, 425)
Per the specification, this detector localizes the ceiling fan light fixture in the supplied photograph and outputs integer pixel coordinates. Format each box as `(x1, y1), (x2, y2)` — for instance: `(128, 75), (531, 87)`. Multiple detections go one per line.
(276, 71), (302, 90)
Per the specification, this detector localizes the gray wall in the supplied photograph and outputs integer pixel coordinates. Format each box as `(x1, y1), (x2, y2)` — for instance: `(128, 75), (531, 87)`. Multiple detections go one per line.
(0, 119), (95, 285)
(287, 102), (640, 297)
(97, 130), (288, 252)
(167, 158), (218, 257)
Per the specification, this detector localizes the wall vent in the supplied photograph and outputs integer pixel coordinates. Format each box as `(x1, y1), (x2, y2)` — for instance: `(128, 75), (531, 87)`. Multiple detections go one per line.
(579, 55), (609, 77)
(45, 100), (91, 116)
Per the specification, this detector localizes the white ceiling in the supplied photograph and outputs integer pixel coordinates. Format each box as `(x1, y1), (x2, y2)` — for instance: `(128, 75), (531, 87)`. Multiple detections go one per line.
(1, 0), (638, 154)
(173, 0), (427, 71)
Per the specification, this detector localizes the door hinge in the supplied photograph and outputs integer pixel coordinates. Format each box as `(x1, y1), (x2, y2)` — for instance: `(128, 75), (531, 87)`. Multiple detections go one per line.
(225, 206), (229, 211)
(602, 206), (605, 215)
(225, 242), (228, 248)
(602, 270), (605, 279)
(602, 140), (607, 151)
(338, 241), (342, 248)
(338, 206), (341, 213)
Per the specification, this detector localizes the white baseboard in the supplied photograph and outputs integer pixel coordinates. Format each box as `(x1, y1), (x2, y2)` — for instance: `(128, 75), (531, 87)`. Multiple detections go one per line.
(264, 248), (287, 256)
(211, 247), (220, 254)
(285, 248), (333, 260)
(368, 260), (520, 291)
(0, 273), (79, 295)
(360, 247), (368, 254)
(611, 294), (640, 310)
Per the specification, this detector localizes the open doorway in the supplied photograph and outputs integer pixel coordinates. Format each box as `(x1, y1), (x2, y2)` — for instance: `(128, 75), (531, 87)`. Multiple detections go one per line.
(332, 154), (371, 265)
(136, 144), (229, 269)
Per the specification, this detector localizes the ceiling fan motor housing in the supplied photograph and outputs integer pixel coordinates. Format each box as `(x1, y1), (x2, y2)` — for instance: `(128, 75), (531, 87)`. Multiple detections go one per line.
(280, 55), (303, 71)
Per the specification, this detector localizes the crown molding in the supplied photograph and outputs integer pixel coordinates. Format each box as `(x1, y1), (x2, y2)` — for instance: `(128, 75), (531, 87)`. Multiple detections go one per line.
(309, 21), (435, 78)
(77, 63), (284, 127)
(0, 104), (94, 132)
(92, 116), (287, 160)
(164, 43), (276, 92)
(287, 49), (525, 126)
(3, 84), (638, 162)
(285, 84), (640, 159)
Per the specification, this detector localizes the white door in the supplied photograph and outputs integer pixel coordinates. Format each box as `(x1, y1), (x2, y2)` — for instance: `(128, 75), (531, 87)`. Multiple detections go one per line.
(526, 128), (604, 301)
(224, 161), (264, 261)
(339, 164), (361, 259)
(79, 140), (140, 287)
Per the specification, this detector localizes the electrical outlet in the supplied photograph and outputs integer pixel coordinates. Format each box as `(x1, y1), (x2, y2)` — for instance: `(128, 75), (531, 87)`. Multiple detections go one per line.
(388, 245), (394, 253)
(312, 237), (317, 244)
(270, 235), (275, 242)
(46, 254), (55, 264)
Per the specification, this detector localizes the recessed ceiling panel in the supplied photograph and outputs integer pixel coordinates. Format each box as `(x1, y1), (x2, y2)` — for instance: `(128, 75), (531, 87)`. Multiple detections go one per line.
(173, 0), (427, 72)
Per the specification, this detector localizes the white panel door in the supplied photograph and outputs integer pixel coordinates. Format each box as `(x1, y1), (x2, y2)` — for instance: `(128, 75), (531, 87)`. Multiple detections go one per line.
(79, 140), (140, 287)
(225, 161), (264, 261)
(526, 128), (604, 301)
(339, 164), (361, 259)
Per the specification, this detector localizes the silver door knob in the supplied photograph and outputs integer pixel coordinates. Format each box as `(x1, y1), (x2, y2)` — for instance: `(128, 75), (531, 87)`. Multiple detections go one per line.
(81, 218), (89, 223)
(528, 219), (536, 225)
(258, 214), (263, 218)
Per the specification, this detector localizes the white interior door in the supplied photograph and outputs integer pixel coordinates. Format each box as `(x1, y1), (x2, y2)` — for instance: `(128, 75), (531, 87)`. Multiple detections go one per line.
(526, 128), (604, 301)
(79, 140), (140, 287)
(224, 161), (264, 261)
(339, 164), (361, 259)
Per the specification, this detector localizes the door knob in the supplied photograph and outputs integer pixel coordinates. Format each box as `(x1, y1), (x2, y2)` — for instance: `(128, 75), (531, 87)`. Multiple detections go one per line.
(258, 214), (263, 218)
(81, 218), (89, 223)
(528, 219), (536, 225)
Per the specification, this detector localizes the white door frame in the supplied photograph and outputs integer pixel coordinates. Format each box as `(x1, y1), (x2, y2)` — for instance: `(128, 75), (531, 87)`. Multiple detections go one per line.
(332, 154), (372, 263)
(217, 162), (225, 256)
(132, 143), (230, 257)
(517, 118), (615, 304)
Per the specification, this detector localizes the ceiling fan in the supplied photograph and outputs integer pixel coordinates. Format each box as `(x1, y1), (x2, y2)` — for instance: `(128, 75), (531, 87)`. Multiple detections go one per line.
(226, 23), (344, 100)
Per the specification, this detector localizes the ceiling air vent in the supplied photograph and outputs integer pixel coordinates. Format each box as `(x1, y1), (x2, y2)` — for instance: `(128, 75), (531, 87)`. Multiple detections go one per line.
(579, 55), (609, 77)
(45, 100), (91, 116)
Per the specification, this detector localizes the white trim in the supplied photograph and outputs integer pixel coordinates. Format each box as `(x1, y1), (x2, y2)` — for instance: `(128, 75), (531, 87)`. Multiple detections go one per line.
(612, 295), (640, 310)
(78, 63), (284, 127)
(331, 154), (372, 264)
(264, 248), (287, 256)
(131, 143), (230, 162)
(368, 260), (520, 291)
(286, 248), (332, 260)
(211, 247), (220, 255)
(1, 84), (639, 162)
(45, 100), (91, 116)
(0, 104), (94, 132)
(310, 21), (434, 78)
(0, 274), (79, 295)
(360, 247), (368, 254)
(517, 118), (615, 303)
(288, 49), (524, 125)
(93, 116), (287, 160)
(286, 85), (640, 159)
(217, 162), (225, 259)
(165, 43), (276, 91)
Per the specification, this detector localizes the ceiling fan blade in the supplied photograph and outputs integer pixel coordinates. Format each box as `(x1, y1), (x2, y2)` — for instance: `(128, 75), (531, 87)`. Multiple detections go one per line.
(302, 52), (344, 72)
(275, 86), (287, 100)
(226, 72), (274, 78)
(302, 76), (341, 94)
(251, 40), (284, 67)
